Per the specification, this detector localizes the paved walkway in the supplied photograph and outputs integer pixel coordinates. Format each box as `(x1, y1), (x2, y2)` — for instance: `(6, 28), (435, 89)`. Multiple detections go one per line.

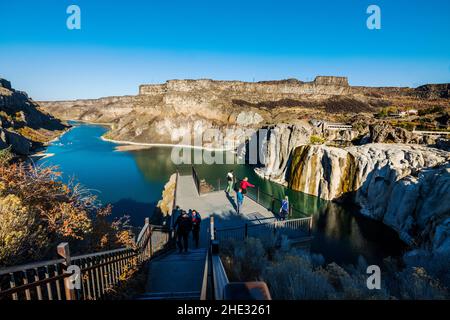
(176, 175), (275, 230)
(142, 174), (275, 299)
(143, 248), (206, 300)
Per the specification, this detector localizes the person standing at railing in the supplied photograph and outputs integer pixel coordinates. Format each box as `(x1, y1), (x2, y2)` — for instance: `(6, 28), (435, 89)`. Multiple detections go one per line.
(280, 196), (289, 221)
(236, 188), (244, 215)
(173, 210), (193, 253)
(191, 210), (202, 248)
(239, 177), (255, 195)
(225, 170), (234, 194)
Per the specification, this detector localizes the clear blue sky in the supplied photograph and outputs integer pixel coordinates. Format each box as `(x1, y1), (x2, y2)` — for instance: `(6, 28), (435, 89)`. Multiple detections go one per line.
(0, 0), (449, 100)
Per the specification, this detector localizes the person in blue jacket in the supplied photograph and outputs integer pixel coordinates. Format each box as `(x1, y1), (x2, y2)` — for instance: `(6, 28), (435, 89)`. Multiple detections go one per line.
(236, 188), (244, 215)
(280, 196), (289, 221)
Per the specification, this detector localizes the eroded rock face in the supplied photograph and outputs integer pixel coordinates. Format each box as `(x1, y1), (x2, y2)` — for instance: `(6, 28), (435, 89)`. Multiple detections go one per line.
(254, 123), (312, 183)
(0, 78), (66, 155)
(0, 129), (31, 155)
(285, 143), (450, 251)
(415, 84), (450, 99)
(367, 123), (434, 145)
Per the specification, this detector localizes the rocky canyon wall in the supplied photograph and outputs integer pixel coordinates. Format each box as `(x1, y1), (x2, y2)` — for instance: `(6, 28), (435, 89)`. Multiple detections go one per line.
(0, 78), (66, 155)
(283, 143), (449, 252)
(39, 77), (449, 147)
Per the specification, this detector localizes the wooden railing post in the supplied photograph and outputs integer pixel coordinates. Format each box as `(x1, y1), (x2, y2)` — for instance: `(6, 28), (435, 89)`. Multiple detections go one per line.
(57, 243), (77, 301)
(257, 187), (260, 203)
(309, 217), (313, 236)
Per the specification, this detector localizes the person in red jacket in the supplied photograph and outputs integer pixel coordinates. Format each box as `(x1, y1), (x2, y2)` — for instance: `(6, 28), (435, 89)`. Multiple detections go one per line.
(239, 177), (255, 195)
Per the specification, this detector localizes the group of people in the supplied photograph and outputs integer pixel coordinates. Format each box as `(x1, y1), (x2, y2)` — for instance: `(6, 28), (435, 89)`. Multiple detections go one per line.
(225, 170), (254, 214)
(173, 171), (290, 254)
(225, 170), (290, 220)
(173, 208), (202, 253)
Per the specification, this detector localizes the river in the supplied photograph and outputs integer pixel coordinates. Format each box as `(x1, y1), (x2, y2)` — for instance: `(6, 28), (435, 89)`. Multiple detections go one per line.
(37, 122), (406, 265)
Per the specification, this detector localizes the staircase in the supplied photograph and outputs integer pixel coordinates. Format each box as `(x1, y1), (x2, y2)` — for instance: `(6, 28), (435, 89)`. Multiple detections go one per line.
(138, 248), (208, 300)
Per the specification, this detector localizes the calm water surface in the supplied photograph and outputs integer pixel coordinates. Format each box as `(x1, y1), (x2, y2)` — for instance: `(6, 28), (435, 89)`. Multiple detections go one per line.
(38, 122), (406, 265)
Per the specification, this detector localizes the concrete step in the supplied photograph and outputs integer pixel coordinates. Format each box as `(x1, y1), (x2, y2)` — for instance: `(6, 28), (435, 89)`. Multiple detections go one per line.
(136, 291), (201, 300)
(158, 249), (207, 262)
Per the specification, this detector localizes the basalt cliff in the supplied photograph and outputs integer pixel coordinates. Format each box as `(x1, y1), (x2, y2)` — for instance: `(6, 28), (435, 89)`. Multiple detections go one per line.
(0, 78), (66, 155)
(39, 77), (449, 147)
(255, 126), (449, 253)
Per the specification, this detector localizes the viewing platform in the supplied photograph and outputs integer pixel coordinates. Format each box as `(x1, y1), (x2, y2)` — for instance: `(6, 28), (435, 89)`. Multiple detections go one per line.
(141, 168), (312, 300)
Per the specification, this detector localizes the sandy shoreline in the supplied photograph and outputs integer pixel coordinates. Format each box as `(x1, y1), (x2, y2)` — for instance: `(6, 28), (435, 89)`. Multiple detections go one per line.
(100, 136), (236, 152)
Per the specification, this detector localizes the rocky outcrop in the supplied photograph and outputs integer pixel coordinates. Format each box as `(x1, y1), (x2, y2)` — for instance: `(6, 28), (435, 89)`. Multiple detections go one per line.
(0, 129), (31, 155)
(40, 77), (449, 147)
(415, 84), (450, 99)
(0, 78), (66, 155)
(365, 123), (435, 145)
(254, 123), (313, 183)
(139, 76), (351, 97)
(285, 143), (450, 252)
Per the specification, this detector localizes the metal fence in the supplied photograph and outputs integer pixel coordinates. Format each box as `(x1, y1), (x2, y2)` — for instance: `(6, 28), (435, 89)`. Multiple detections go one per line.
(215, 217), (313, 243)
(195, 171), (310, 218)
(0, 218), (173, 301)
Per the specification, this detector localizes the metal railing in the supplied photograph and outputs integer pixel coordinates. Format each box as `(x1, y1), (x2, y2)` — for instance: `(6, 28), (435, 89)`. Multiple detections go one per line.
(196, 172), (310, 218)
(208, 216), (271, 300)
(0, 218), (173, 301)
(215, 217), (313, 242)
(175, 165), (201, 195)
(192, 166), (201, 195)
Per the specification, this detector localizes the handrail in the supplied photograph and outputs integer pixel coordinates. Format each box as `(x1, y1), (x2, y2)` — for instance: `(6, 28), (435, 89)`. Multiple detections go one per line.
(208, 217), (272, 300)
(0, 258), (65, 276)
(192, 165), (201, 195)
(71, 247), (131, 261)
(199, 248), (209, 300)
(0, 217), (172, 301)
(136, 222), (150, 244)
(190, 166), (311, 218)
(216, 217), (312, 232)
(212, 255), (229, 300)
(215, 216), (313, 243)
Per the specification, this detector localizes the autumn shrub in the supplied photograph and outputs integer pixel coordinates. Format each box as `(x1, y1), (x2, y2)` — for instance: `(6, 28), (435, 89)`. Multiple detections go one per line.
(309, 135), (325, 145)
(0, 147), (13, 165)
(0, 160), (134, 267)
(0, 194), (49, 265)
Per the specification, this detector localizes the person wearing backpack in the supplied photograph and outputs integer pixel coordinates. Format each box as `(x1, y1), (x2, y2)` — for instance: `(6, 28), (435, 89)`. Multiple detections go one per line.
(173, 210), (193, 253)
(280, 196), (289, 221)
(225, 170), (234, 194)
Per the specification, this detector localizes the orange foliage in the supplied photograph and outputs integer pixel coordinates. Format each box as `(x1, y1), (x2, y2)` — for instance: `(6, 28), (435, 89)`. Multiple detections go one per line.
(0, 160), (134, 266)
